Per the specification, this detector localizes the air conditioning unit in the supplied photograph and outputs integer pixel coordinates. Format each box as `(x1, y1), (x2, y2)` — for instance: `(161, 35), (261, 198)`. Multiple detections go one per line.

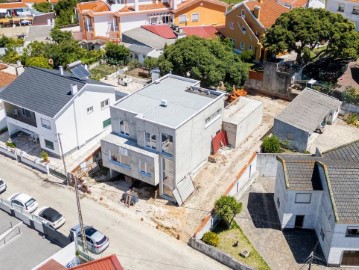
(160, 99), (168, 107)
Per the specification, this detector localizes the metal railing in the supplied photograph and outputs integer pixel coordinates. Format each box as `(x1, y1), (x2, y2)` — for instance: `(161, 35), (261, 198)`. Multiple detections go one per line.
(0, 225), (21, 248)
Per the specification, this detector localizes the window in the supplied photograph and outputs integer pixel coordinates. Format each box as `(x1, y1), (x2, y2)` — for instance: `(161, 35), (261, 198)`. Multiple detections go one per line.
(240, 42), (245, 50)
(139, 160), (151, 176)
(191, 13), (199, 22)
(120, 120), (129, 136)
(161, 133), (174, 156)
(229, 21), (234, 29)
(41, 118), (51, 129)
(346, 227), (359, 237)
(87, 106), (94, 114)
(338, 3), (345, 12)
(255, 31), (258, 37)
(101, 99), (109, 109)
(103, 118), (111, 128)
(248, 45), (253, 51)
(45, 139), (54, 150)
(21, 108), (32, 118)
(110, 147), (130, 168)
(145, 132), (157, 149)
(241, 25), (246, 34)
(353, 6), (359, 15)
(277, 197), (280, 208)
(179, 15), (186, 23)
(295, 193), (311, 204)
(205, 109), (222, 127)
(320, 228), (325, 241)
(241, 9), (245, 18)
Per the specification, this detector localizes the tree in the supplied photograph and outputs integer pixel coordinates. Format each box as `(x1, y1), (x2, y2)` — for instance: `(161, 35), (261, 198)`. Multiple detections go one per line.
(50, 28), (73, 43)
(214, 196), (242, 227)
(262, 135), (281, 153)
(33, 2), (52, 13)
(54, 0), (77, 26)
(26, 56), (52, 69)
(263, 8), (359, 65)
(143, 57), (158, 71)
(158, 36), (248, 90)
(105, 43), (130, 65)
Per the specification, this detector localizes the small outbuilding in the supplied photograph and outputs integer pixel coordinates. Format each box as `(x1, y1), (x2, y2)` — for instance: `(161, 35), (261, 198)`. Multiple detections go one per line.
(273, 88), (342, 152)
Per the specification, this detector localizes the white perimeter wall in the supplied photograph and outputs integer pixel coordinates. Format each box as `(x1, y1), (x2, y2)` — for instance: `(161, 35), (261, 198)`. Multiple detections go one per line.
(120, 13), (148, 33)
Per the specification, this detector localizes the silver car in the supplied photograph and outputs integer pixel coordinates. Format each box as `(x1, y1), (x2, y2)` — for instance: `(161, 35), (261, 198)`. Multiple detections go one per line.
(70, 225), (109, 254)
(0, 179), (6, 193)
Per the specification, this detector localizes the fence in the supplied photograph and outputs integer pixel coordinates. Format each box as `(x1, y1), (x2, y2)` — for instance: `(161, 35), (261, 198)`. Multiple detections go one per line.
(0, 224), (21, 248)
(0, 141), (50, 175)
(0, 199), (70, 248)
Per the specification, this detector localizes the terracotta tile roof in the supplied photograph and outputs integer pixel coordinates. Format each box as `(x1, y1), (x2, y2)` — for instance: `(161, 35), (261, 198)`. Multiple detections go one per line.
(71, 255), (124, 270)
(0, 2), (28, 9)
(36, 259), (66, 270)
(0, 71), (16, 88)
(0, 63), (7, 70)
(77, 1), (110, 12)
(279, 0), (308, 8)
(142, 24), (176, 39)
(182, 25), (219, 39)
(22, 0), (59, 3)
(32, 12), (55, 26)
(335, 60), (359, 93)
(245, 0), (289, 29)
(175, 0), (227, 14)
(119, 2), (170, 12)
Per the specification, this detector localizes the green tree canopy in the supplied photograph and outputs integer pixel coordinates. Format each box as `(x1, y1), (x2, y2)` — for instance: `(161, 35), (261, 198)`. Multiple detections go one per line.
(105, 42), (130, 65)
(33, 2), (52, 13)
(143, 57), (158, 71)
(26, 56), (53, 69)
(263, 8), (359, 65)
(50, 28), (73, 43)
(158, 36), (248, 90)
(262, 135), (281, 153)
(54, 0), (77, 26)
(214, 196), (242, 227)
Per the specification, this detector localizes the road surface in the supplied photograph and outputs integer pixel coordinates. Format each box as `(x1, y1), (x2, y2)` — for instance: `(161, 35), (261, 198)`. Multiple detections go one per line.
(0, 155), (228, 270)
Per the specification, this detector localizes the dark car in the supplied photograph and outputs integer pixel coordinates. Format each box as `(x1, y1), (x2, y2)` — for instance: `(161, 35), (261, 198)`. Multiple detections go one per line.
(34, 206), (66, 229)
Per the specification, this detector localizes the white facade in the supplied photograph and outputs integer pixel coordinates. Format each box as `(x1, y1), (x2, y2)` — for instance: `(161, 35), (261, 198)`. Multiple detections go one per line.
(5, 85), (116, 157)
(326, 0), (359, 30)
(94, 14), (115, 37)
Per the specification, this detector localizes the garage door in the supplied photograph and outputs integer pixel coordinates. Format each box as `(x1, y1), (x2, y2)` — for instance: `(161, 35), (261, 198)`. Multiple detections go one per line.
(342, 251), (359, 266)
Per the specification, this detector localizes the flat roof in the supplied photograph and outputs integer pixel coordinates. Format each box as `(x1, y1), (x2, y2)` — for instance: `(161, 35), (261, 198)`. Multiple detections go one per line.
(0, 210), (62, 270)
(223, 97), (262, 124)
(115, 74), (224, 128)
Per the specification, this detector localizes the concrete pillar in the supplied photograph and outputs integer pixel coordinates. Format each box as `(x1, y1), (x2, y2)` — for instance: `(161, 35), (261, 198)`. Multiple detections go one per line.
(134, 0), (139, 12)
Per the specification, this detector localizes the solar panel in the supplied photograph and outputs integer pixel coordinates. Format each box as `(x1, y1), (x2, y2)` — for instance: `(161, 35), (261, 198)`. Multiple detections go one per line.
(70, 65), (91, 80)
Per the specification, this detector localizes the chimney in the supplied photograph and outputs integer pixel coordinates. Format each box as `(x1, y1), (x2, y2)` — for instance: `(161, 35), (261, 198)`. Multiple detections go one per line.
(59, 66), (64, 76)
(134, 0), (139, 12)
(253, 6), (260, 19)
(71, 84), (78, 95)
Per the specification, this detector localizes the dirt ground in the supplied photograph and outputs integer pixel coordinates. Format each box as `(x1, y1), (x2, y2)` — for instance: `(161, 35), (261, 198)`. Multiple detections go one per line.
(87, 95), (289, 241)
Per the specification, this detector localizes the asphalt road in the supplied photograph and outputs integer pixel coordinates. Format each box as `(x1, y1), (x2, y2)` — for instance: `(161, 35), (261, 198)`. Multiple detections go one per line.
(0, 155), (228, 270)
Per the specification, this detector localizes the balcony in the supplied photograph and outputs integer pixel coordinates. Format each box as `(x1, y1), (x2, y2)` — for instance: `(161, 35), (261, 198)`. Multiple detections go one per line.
(5, 103), (37, 128)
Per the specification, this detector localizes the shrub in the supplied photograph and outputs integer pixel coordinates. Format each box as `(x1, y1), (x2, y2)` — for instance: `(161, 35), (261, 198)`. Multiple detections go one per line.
(214, 196), (242, 227)
(345, 113), (358, 125)
(128, 59), (140, 70)
(201, 231), (220, 247)
(5, 141), (16, 148)
(262, 135), (281, 153)
(41, 150), (49, 161)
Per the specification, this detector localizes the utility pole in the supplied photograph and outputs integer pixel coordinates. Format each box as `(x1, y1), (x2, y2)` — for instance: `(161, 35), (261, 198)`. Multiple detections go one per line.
(57, 133), (69, 185)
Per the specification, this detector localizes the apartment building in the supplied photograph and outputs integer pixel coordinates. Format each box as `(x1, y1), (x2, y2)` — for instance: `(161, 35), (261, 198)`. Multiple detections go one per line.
(326, 0), (359, 30)
(220, 0), (289, 61)
(101, 74), (225, 204)
(76, 0), (226, 42)
(274, 141), (359, 267)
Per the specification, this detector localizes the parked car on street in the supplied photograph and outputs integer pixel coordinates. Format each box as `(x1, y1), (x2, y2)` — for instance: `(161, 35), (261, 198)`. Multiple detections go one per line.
(8, 192), (38, 213)
(34, 206), (66, 229)
(69, 224), (109, 254)
(0, 178), (6, 193)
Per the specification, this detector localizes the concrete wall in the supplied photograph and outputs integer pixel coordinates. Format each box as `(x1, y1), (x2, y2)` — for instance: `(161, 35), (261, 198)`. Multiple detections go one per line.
(257, 153), (278, 177)
(189, 238), (253, 270)
(326, 0), (359, 30)
(94, 14), (113, 37)
(273, 119), (310, 152)
(341, 102), (359, 114)
(244, 61), (296, 100)
(120, 13), (148, 34)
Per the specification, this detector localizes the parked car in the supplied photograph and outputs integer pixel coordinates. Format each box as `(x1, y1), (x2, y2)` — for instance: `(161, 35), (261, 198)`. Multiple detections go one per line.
(0, 178), (6, 193)
(69, 224), (109, 254)
(34, 206), (66, 229)
(8, 193), (38, 213)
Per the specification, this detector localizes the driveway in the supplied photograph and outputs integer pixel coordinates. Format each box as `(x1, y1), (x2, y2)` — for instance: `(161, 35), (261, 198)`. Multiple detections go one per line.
(235, 176), (339, 270)
(0, 155), (229, 270)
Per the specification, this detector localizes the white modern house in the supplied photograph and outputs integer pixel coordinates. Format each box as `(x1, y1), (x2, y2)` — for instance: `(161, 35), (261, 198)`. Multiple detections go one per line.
(326, 0), (359, 30)
(0, 64), (117, 157)
(101, 74), (225, 204)
(274, 141), (359, 267)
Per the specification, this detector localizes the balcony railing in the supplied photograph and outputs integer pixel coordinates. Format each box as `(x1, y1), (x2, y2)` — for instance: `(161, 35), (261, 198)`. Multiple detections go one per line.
(5, 104), (37, 127)
(6, 113), (37, 127)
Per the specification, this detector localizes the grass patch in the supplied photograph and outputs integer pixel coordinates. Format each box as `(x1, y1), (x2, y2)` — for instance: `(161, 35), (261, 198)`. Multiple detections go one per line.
(90, 64), (118, 80)
(214, 221), (271, 270)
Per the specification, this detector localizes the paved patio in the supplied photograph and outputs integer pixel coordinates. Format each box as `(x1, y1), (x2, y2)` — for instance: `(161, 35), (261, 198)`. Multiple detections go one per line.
(236, 176), (331, 270)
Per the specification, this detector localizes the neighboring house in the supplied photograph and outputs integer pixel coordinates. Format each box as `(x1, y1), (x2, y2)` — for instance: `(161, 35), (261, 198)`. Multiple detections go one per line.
(273, 88), (342, 152)
(101, 74), (225, 205)
(0, 69), (17, 130)
(0, 64), (117, 157)
(220, 0), (289, 61)
(32, 12), (55, 26)
(326, 0), (359, 31)
(274, 140), (359, 267)
(75, 0), (226, 42)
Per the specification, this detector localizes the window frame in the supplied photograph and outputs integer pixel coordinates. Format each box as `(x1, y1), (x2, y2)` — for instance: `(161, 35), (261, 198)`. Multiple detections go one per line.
(145, 132), (157, 150)
(346, 227), (359, 237)
(161, 133), (174, 156)
(229, 21), (234, 30)
(100, 99), (109, 109)
(338, 3), (345, 12)
(21, 108), (32, 118)
(87, 106), (94, 114)
(41, 118), (51, 129)
(139, 160), (151, 177)
(352, 6), (359, 15)
(241, 9), (245, 18)
(120, 120), (130, 136)
(295, 193), (311, 204)
(191, 13), (199, 22)
(44, 139), (54, 150)
(179, 14), (187, 23)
